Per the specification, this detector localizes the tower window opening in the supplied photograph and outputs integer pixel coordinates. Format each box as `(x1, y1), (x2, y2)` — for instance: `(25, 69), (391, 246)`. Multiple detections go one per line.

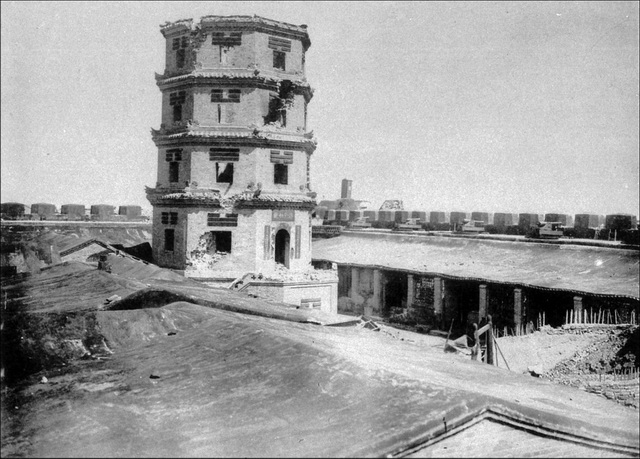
(273, 50), (286, 70)
(210, 148), (239, 183)
(176, 49), (185, 68)
(169, 162), (179, 183)
(169, 91), (186, 123)
(172, 36), (188, 68)
(211, 231), (232, 253)
(164, 228), (175, 251)
(165, 149), (182, 162)
(268, 36), (290, 71)
(173, 104), (182, 122)
(274, 163), (288, 185)
(216, 163), (234, 183)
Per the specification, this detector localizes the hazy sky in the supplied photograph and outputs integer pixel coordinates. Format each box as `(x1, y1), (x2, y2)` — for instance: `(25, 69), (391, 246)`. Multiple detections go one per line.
(2, 1), (638, 216)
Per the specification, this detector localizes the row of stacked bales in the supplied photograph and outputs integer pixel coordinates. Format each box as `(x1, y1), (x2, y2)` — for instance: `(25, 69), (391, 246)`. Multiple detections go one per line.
(1, 203), (147, 222)
(312, 206), (638, 242)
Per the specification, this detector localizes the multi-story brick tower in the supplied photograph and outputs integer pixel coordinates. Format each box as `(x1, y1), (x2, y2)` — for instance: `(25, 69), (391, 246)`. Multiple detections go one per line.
(147, 15), (337, 311)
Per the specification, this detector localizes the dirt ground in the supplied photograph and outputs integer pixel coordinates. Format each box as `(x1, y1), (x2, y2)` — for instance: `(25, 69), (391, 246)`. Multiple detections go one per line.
(1, 257), (638, 457)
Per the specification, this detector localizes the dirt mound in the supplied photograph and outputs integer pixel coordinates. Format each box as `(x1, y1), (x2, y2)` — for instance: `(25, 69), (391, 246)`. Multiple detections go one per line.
(106, 253), (193, 284)
(1, 261), (148, 313)
(104, 289), (195, 311)
(95, 302), (210, 350)
(495, 328), (597, 374)
(545, 326), (639, 379)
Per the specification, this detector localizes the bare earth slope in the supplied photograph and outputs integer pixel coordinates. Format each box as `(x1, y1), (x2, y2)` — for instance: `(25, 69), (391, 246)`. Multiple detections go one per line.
(1, 259), (638, 458)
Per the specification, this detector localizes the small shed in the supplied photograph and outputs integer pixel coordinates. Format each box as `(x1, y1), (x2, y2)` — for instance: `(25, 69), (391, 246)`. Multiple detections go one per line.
(378, 210), (396, 223)
(429, 211), (446, 224)
(574, 214), (604, 230)
(118, 205), (142, 219)
(518, 213), (540, 230)
(61, 204), (86, 220)
(90, 204), (115, 219)
(605, 214), (638, 231)
(493, 213), (517, 228)
(31, 203), (57, 218)
(1, 202), (28, 219)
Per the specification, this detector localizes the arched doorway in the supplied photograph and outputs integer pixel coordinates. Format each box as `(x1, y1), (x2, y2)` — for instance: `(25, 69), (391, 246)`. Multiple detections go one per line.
(275, 229), (290, 268)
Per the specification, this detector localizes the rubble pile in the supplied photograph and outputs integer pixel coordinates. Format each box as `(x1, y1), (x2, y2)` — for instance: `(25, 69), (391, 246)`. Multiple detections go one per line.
(543, 326), (639, 408)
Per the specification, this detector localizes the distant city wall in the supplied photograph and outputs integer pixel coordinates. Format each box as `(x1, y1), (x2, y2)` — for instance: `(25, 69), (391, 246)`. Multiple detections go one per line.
(1, 202), (149, 222)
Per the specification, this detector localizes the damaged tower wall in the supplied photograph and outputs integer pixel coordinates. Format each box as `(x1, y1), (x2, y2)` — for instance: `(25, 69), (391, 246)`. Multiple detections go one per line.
(163, 23), (305, 76)
(148, 16), (317, 280)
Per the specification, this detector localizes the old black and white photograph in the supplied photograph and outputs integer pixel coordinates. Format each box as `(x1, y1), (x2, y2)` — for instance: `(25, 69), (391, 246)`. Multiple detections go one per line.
(1, 1), (639, 457)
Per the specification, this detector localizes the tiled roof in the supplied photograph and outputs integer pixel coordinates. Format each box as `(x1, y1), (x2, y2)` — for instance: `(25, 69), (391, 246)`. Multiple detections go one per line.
(312, 232), (640, 299)
(59, 238), (114, 257)
(152, 128), (317, 145)
(156, 70), (310, 87)
(237, 192), (315, 203)
(158, 191), (221, 201)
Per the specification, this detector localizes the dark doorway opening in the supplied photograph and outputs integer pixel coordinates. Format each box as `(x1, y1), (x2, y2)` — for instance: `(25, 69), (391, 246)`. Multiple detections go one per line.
(525, 289), (574, 327)
(443, 279), (479, 334)
(383, 271), (407, 317)
(275, 229), (290, 268)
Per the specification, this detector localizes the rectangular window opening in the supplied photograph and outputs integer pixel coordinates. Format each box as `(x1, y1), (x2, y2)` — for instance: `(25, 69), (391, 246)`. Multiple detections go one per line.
(210, 231), (232, 253)
(274, 163), (288, 185)
(164, 229), (175, 251)
(216, 163), (234, 183)
(176, 48), (185, 68)
(161, 212), (178, 225)
(273, 50), (286, 71)
(166, 149), (182, 162)
(169, 162), (179, 183)
(173, 104), (182, 122)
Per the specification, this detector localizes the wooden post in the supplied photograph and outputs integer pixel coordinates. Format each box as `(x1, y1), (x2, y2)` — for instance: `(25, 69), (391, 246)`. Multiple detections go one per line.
(565, 310), (568, 325)
(486, 315), (495, 365)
